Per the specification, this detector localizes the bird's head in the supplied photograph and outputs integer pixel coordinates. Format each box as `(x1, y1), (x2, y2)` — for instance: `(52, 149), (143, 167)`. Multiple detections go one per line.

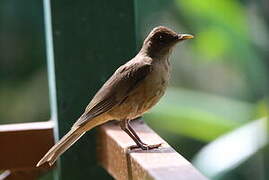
(141, 26), (193, 58)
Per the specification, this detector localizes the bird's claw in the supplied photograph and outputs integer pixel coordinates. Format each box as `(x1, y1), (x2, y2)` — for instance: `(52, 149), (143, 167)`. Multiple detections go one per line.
(129, 143), (162, 150)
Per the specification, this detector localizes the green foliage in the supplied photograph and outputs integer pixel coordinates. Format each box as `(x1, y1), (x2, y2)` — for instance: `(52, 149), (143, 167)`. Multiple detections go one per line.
(175, 0), (268, 102)
(193, 117), (268, 179)
(176, 0), (248, 60)
(145, 88), (254, 142)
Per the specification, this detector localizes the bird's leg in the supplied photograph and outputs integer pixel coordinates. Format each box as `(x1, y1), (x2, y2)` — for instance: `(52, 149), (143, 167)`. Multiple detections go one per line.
(120, 119), (161, 150)
(126, 119), (147, 145)
(120, 119), (145, 147)
(127, 119), (162, 150)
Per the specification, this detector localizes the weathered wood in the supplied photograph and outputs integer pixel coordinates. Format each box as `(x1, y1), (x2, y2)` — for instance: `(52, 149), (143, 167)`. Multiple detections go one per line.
(0, 121), (54, 170)
(98, 119), (208, 180)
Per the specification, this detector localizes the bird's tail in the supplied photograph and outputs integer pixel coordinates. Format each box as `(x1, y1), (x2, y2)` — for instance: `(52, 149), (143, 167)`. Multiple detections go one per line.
(36, 127), (85, 167)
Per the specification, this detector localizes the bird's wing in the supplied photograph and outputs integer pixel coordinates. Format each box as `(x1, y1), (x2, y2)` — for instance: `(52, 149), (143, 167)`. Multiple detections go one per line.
(73, 60), (152, 127)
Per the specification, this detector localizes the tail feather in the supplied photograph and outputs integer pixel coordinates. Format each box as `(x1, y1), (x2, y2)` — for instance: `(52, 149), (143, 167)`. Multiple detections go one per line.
(36, 115), (107, 167)
(36, 128), (85, 167)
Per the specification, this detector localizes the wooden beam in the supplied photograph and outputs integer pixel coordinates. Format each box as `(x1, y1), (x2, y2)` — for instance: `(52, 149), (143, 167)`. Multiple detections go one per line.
(98, 119), (208, 180)
(0, 121), (54, 170)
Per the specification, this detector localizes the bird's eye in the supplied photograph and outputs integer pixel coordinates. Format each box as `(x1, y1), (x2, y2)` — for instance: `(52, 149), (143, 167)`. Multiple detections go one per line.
(159, 35), (164, 41)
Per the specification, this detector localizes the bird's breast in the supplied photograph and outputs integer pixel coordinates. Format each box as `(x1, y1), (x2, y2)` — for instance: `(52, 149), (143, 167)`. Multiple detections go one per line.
(109, 59), (171, 120)
(139, 59), (171, 110)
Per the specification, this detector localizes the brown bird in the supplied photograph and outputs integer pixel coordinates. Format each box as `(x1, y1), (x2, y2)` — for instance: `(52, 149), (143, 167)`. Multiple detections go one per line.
(36, 26), (193, 167)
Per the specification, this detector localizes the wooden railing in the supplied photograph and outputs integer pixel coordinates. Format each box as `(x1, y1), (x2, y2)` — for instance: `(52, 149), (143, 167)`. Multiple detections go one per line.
(98, 119), (207, 180)
(0, 120), (207, 180)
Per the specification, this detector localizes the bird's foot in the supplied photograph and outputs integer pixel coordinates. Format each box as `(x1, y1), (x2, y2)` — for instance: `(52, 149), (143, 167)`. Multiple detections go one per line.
(129, 143), (162, 150)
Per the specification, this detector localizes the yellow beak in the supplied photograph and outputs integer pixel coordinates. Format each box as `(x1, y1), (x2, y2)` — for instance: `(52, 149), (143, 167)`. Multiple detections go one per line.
(178, 34), (194, 40)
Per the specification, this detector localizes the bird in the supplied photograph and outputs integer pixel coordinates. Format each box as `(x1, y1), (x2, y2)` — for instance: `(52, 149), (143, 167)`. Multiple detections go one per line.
(36, 26), (193, 167)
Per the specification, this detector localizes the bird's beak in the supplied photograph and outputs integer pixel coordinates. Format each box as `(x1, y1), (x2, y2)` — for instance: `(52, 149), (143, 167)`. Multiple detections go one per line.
(178, 34), (194, 40)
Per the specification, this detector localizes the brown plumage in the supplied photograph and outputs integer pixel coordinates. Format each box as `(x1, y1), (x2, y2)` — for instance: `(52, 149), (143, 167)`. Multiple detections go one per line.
(36, 26), (193, 167)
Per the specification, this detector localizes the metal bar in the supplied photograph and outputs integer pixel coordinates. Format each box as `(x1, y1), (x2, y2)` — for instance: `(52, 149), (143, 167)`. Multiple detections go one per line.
(98, 119), (208, 180)
(48, 0), (136, 179)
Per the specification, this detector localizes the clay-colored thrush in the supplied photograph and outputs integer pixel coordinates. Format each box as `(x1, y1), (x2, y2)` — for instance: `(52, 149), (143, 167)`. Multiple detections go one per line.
(37, 26), (193, 167)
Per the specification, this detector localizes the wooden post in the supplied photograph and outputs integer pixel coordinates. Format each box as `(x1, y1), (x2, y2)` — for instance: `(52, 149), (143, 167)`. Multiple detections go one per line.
(44, 0), (136, 179)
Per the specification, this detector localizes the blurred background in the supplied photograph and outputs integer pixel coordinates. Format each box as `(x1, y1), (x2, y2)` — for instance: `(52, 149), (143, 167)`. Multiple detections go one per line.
(0, 0), (49, 125)
(0, 0), (268, 179)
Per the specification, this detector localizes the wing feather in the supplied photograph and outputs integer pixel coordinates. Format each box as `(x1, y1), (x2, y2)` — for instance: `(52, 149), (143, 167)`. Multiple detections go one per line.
(73, 60), (152, 127)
